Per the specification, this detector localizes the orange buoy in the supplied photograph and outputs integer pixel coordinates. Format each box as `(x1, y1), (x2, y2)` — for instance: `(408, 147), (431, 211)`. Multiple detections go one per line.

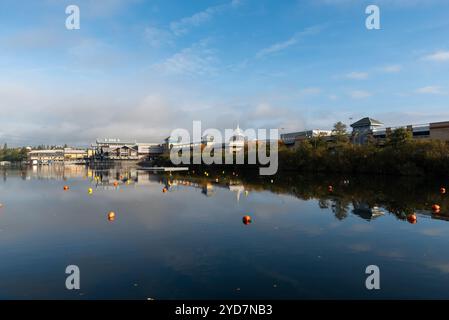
(113, 181), (119, 187)
(440, 187), (446, 194)
(63, 186), (69, 191)
(242, 215), (252, 225)
(108, 211), (116, 221)
(162, 187), (168, 193)
(432, 204), (441, 213)
(407, 214), (417, 224)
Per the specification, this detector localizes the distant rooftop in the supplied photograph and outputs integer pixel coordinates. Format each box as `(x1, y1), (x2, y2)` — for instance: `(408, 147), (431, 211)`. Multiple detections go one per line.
(96, 138), (137, 145)
(350, 117), (383, 128)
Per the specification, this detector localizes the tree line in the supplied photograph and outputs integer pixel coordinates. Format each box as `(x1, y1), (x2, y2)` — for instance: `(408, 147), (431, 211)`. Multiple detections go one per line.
(278, 122), (449, 177)
(0, 143), (28, 162)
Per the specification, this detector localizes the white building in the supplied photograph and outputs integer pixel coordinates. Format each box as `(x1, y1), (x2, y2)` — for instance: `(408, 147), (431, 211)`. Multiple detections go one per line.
(28, 150), (65, 165)
(227, 125), (245, 152)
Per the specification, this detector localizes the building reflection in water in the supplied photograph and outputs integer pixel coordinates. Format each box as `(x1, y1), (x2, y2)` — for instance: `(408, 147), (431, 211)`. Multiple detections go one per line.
(352, 201), (385, 221)
(1, 165), (448, 223)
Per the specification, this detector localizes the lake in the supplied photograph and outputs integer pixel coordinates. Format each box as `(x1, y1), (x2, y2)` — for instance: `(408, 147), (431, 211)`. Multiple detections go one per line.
(1, 165), (449, 299)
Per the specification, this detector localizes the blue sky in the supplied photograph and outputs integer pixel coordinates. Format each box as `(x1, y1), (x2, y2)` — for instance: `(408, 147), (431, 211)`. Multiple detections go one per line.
(1, 0), (449, 145)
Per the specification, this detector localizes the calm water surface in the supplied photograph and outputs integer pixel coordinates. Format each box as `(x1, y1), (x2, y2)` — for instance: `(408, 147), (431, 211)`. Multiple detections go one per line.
(1, 165), (449, 299)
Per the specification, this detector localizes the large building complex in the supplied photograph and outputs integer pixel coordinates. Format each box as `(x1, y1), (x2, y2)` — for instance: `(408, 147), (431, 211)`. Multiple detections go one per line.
(91, 139), (164, 161)
(281, 117), (449, 147)
(28, 148), (88, 165)
(352, 117), (449, 145)
(25, 118), (449, 165)
(165, 126), (246, 153)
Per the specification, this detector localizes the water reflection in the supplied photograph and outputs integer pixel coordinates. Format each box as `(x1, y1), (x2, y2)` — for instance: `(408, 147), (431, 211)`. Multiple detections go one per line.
(2, 165), (448, 223)
(1, 165), (449, 299)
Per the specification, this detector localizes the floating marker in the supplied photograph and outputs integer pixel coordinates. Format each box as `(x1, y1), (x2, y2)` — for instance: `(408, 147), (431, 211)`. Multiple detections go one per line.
(113, 181), (119, 187)
(108, 211), (116, 221)
(63, 186), (69, 191)
(407, 214), (417, 224)
(88, 188), (93, 194)
(432, 204), (441, 213)
(242, 215), (252, 225)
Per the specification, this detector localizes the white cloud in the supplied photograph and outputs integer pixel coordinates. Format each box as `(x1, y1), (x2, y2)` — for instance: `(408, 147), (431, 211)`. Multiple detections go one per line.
(345, 71), (369, 80)
(298, 87), (322, 95)
(153, 40), (219, 76)
(424, 51), (449, 62)
(416, 86), (445, 94)
(169, 0), (242, 36)
(256, 37), (297, 59)
(256, 26), (322, 59)
(381, 65), (402, 73)
(349, 90), (372, 99)
(144, 27), (174, 48)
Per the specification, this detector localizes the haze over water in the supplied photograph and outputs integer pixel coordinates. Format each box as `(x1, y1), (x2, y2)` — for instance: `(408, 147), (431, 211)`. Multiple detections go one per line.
(1, 165), (449, 299)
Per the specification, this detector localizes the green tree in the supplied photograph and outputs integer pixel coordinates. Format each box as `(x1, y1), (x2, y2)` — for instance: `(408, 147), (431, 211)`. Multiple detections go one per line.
(332, 121), (349, 144)
(388, 128), (412, 147)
